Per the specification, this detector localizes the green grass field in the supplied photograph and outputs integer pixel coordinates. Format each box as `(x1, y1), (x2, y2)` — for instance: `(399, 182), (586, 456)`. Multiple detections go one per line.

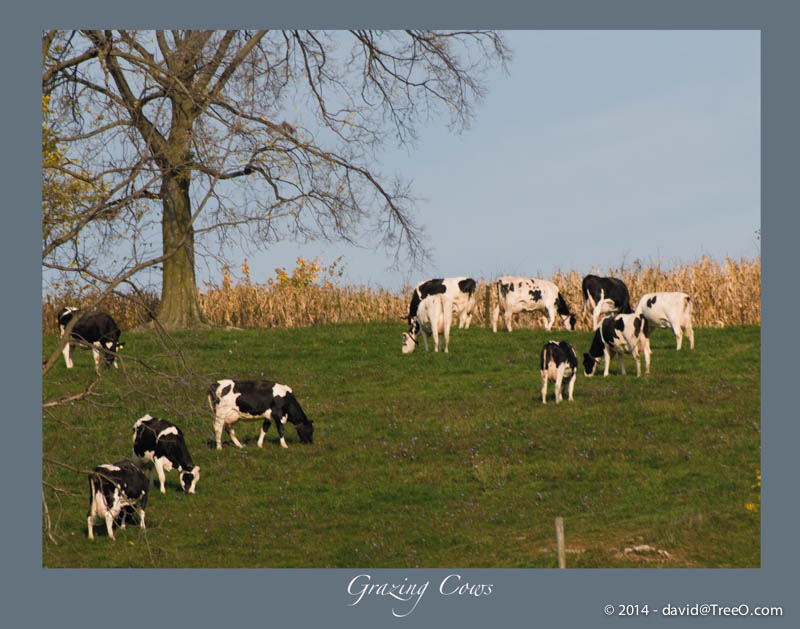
(42, 322), (760, 568)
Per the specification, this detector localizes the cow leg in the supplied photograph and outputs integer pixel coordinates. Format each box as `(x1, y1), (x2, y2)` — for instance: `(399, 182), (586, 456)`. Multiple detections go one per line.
(619, 351), (628, 376)
(275, 417), (288, 449)
(227, 425), (244, 449)
(631, 347), (640, 377)
(257, 419), (271, 448)
(105, 512), (115, 541)
(643, 338), (652, 375)
(421, 331), (430, 352)
(138, 508), (146, 530)
(685, 319), (695, 350)
(670, 320), (684, 350)
(491, 303), (500, 333)
(214, 418), (226, 450)
(442, 310), (452, 353)
(154, 458), (167, 493)
(504, 309), (513, 333)
(566, 371), (576, 401)
(91, 344), (102, 374)
(87, 515), (95, 540)
(541, 371), (549, 404)
(87, 485), (96, 540)
(554, 365), (565, 403)
(62, 342), (74, 369)
(603, 347), (611, 377)
(544, 307), (556, 331)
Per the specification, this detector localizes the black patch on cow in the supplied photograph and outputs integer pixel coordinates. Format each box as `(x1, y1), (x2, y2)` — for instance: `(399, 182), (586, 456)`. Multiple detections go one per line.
(458, 278), (477, 295)
(529, 289), (542, 302)
(633, 314), (643, 337)
(586, 327), (606, 361)
(646, 295), (657, 308)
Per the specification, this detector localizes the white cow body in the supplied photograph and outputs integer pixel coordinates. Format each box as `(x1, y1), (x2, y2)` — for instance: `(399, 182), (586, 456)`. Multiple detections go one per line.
(583, 313), (652, 377)
(492, 276), (576, 333)
(635, 292), (694, 350)
(402, 293), (449, 353)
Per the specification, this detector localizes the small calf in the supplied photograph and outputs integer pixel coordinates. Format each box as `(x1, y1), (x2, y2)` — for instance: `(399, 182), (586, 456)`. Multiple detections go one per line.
(540, 341), (578, 403)
(208, 379), (314, 450)
(133, 414), (200, 494)
(635, 292), (694, 350)
(583, 313), (652, 377)
(87, 459), (149, 540)
(58, 306), (124, 373)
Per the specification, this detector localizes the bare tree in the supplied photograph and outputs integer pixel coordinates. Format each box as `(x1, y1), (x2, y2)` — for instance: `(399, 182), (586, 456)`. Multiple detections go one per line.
(42, 30), (510, 330)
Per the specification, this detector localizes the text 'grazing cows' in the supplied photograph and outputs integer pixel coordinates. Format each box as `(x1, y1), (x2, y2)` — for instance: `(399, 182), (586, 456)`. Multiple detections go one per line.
(208, 379), (314, 450)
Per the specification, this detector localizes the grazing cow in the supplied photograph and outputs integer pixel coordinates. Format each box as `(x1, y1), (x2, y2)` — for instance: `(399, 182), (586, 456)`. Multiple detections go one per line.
(635, 292), (694, 350)
(208, 379), (314, 450)
(491, 276), (577, 333)
(583, 313), (652, 377)
(581, 275), (633, 330)
(87, 459), (149, 540)
(402, 293), (448, 353)
(58, 307), (124, 373)
(407, 277), (477, 330)
(540, 341), (578, 404)
(133, 414), (200, 494)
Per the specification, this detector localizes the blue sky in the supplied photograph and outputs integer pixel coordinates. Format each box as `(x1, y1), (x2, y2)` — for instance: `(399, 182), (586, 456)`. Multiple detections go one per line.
(196, 30), (761, 292)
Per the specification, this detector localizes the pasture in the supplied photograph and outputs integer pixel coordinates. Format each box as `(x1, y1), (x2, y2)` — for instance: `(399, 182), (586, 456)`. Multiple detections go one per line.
(42, 322), (760, 568)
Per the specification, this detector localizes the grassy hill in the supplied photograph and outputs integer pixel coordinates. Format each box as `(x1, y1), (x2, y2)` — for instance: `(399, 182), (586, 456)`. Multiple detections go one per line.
(42, 323), (760, 568)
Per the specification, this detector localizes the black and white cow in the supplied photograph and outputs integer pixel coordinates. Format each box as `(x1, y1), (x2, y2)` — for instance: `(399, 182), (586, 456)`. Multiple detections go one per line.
(540, 341), (578, 404)
(583, 313), (652, 378)
(491, 276), (577, 333)
(407, 277), (477, 330)
(208, 379), (314, 450)
(58, 306), (123, 373)
(133, 414), (200, 494)
(87, 459), (149, 540)
(635, 292), (695, 350)
(581, 275), (633, 330)
(402, 292), (448, 353)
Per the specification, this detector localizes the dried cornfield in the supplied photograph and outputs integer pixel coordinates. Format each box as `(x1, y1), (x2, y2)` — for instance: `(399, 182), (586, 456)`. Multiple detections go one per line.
(42, 256), (760, 334)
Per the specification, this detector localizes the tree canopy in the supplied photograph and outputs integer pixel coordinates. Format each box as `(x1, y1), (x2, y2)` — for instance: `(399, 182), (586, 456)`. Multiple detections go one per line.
(42, 30), (510, 330)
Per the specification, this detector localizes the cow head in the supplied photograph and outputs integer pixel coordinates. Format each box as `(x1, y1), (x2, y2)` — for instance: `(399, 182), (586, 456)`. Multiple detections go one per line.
(402, 318), (420, 354)
(583, 353), (600, 377)
(296, 420), (314, 444)
(180, 466), (200, 494)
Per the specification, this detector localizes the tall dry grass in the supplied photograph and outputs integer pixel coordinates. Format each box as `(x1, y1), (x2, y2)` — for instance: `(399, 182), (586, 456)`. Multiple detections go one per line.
(42, 256), (760, 333)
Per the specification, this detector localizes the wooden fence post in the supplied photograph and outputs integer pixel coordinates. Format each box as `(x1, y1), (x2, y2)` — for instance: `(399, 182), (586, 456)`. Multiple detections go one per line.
(555, 516), (566, 568)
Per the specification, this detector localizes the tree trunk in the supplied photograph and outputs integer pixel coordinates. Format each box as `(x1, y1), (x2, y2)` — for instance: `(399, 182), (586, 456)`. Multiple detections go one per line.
(155, 171), (212, 330)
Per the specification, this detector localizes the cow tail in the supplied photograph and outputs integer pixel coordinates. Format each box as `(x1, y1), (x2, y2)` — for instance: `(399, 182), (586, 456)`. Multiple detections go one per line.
(540, 344), (551, 371)
(207, 383), (220, 412)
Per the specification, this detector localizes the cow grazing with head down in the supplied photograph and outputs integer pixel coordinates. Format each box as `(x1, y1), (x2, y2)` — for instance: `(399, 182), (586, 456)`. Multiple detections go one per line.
(583, 313), (652, 377)
(58, 307), (124, 373)
(133, 414), (200, 494)
(491, 277), (576, 333)
(635, 292), (694, 350)
(87, 459), (149, 540)
(540, 341), (578, 404)
(402, 292), (448, 353)
(407, 277), (477, 329)
(581, 275), (633, 330)
(208, 379), (314, 450)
